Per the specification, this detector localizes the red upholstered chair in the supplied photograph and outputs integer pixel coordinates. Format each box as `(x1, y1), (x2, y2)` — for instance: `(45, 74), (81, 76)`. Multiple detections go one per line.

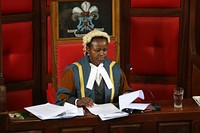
(129, 17), (179, 102)
(47, 41), (116, 104)
(2, 22), (33, 110)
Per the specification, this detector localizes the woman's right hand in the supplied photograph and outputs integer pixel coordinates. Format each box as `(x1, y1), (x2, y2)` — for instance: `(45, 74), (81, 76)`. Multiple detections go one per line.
(77, 97), (94, 107)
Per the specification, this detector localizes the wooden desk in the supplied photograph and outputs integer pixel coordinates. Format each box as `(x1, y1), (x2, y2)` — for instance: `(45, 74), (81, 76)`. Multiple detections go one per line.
(1, 98), (200, 133)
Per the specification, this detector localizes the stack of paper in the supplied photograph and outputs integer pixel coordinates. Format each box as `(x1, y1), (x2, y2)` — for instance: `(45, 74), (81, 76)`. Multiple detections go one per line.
(119, 90), (150, 111)
(24, 90), (149, 121)
(87, 103), (129, 121)
(24, 102), (84, 120)
(87, 90), (150, 121)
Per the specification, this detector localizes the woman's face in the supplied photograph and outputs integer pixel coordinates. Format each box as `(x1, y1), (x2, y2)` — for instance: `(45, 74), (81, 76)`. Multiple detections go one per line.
(86, 38), (108, 66)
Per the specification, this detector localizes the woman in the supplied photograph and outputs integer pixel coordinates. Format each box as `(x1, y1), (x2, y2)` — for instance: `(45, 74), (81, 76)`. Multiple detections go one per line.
(56, 30), (131, 107)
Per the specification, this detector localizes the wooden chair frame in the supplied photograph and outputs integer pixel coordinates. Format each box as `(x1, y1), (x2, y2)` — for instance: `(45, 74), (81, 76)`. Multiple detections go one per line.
(51, 0), (121, 90)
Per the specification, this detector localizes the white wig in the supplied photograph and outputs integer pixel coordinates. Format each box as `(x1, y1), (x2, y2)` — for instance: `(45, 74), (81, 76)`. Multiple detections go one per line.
(82, 30), (110, 52)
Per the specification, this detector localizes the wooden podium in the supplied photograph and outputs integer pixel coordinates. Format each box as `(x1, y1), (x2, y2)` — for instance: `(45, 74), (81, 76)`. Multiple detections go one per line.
(1, 98), (200, 133)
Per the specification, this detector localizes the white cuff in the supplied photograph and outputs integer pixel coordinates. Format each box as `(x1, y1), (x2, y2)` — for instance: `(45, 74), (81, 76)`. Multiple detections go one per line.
(75, 99), (79, 106)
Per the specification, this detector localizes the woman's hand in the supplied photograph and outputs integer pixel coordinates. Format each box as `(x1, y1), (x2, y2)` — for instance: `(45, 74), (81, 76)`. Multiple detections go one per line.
(77, 97), (94, 107)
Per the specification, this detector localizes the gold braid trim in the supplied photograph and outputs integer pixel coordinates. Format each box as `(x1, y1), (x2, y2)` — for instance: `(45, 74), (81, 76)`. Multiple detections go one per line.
(109, 61), (116, 102)
(73, 62), (85, 98)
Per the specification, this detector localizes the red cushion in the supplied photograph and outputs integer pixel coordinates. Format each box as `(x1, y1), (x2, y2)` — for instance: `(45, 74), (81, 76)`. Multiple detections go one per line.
(2, 22), (33, 82)
(107, 41), (116, 61)
(131, 0), (180, 8)
(47, 0), (50, 7)
(130, 17), (179, 75)
(46, 83), (56, 104)
(56, 41), (116, 87)
(56, 44), (84, 87)
(130, 83), (176, 102)
(1, 0), (32, 14)
(7, 89), (33, 111)
(47, 41), (116, 103)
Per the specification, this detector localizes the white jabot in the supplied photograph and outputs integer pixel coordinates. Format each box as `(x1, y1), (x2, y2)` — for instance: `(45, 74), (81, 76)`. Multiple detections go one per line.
(86, 63), (113, 90)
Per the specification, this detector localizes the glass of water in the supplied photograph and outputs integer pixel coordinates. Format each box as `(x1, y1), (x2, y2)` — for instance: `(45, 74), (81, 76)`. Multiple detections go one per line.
(173, 87), (184, 108)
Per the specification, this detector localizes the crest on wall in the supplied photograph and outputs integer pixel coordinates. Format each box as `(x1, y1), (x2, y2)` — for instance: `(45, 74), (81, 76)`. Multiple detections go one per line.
(59, 0), (112, 38)
(67, 1), (104, 37)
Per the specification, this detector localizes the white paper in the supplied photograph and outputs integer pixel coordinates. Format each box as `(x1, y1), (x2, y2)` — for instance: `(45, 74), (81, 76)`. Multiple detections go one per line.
(63, 102), (78, 114)
(124, 103), (150, 110)
(119, 90), (150, 111)
(99, 112), (129, 121)
(63, 102), (84, 116)
(87, 103), (120, 115)
(24, 103), (66, 120)
(193, 96), (200, 106)
(87, 103), (129, 121)
(24, 102), (84, 120)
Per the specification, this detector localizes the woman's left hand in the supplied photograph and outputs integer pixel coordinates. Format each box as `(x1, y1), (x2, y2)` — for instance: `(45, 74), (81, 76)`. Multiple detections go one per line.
(77, 97), (94, 107)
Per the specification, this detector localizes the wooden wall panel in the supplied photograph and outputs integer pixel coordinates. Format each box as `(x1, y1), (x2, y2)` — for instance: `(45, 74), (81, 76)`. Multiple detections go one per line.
(191, 64), (200, 95)
(41, 0), (51, 103)
(61, 127), (93, 133)
(158, 121), (191, 133)
(0, 0), (3, 83)
(110, 124), (142, 133)
(188, 0), (200, 97)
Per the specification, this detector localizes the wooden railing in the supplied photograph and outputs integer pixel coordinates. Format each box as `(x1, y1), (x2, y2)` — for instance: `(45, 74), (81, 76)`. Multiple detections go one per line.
(188, 0), (200, 97)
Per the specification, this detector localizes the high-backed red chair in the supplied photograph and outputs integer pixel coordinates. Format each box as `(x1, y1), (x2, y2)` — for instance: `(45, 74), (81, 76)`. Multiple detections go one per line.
(2, 22), (33, 110)
(47, 41), (116, 104)
(128, 17), (179, 102)
(49, 0), (121, 104)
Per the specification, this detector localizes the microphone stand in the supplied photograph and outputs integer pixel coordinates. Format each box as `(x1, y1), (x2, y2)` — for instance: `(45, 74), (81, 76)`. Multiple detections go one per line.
(127, 64), (161, 112)
(139, 80), (161, 111)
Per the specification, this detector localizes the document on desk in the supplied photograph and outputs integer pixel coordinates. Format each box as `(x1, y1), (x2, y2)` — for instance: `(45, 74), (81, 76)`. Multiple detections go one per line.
(193, 96), (200, 106)
(87, 103), (120, 115)
(24, 102), (84, 120)
(87, 103), (129, 121)
(119, 90), (150, 111)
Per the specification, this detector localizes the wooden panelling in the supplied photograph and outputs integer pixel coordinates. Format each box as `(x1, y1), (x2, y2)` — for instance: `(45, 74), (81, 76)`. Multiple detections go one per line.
(196, 0), (200, 55)
(158, 121), (191, 133)
(61, 127), (93, 133)
(41, 0), (51, 103)
(188, 0), (200, 97)
(110, 124), (142, 133)
(8, 131), (42, 133)
(0, 113), (7, 133)
(192, 64), (200, 95)
(0, 0), (3, 82)
(178, 0), (190, 95)
(2, 14), (33, 23)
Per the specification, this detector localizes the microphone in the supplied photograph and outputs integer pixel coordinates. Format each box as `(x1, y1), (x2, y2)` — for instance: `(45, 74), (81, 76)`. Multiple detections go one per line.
(126, 64), (161, 111)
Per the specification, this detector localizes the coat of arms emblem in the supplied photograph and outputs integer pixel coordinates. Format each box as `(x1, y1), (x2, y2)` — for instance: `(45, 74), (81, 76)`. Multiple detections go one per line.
(67, 1), (104, 37)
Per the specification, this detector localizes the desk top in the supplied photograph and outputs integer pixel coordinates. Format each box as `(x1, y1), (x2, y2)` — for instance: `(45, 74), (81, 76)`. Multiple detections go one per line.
(8, 98), (200, 122)
(1, 98), (200, 133)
